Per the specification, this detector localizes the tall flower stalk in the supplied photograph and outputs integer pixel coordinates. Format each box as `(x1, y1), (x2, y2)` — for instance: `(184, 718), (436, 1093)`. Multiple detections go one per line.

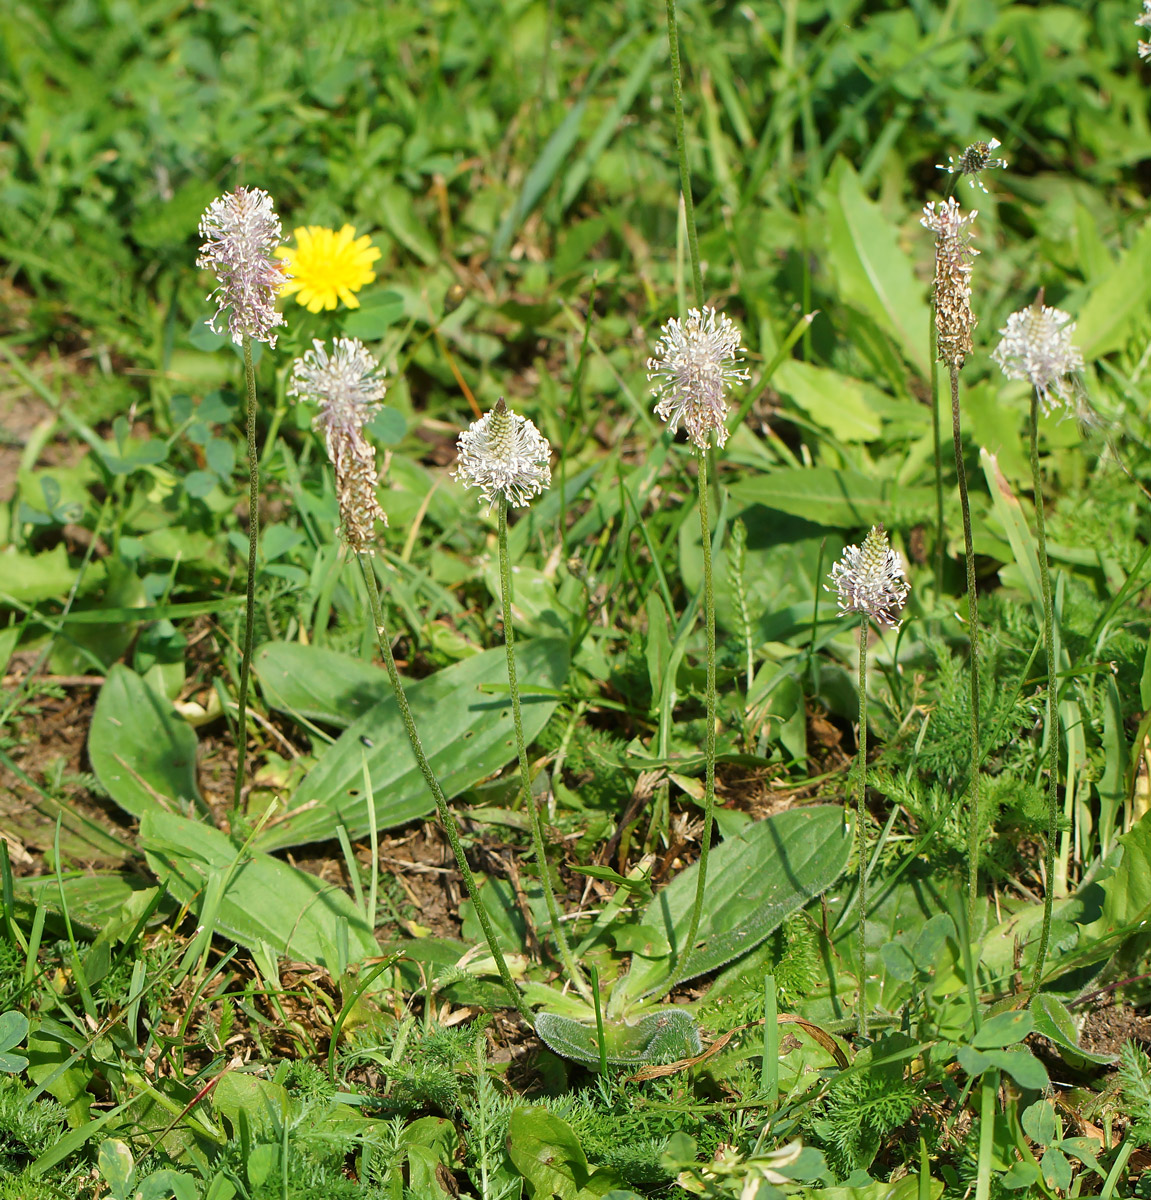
(648, 307), (749, 991)
(922, 196), (983, 934)
(992, 299), (1084, 994)
(197, 186), (289, 811)
(931, 142), (1004, 591)
(453, 400), (592, 1001)
(827, 526), (910, 1039)
(290, 343), (532, 1025)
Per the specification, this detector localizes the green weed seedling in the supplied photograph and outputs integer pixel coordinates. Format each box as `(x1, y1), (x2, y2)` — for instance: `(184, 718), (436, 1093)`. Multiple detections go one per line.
(1000, 1098), (1106, 1193)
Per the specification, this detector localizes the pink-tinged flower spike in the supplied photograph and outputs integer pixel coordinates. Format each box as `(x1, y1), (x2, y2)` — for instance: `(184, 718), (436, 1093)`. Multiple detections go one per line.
(289, 338), (388, 551)
(921, 198), (979, 370)
(453, 398), (552, 509)
(1137, 0), (1151, 57)
(827, 524), (911, 629)
(197, 186), (289, 347)
(992, 301), (1085, 415)
(937, 139), (1007, 194)
(647, 307), (749, 449)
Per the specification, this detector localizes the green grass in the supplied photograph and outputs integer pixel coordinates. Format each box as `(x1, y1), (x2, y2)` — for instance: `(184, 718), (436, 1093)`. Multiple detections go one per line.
(3, 0), (1151, 1195)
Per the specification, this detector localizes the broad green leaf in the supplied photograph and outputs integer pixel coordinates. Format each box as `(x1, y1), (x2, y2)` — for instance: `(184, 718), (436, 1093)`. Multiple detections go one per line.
(972, 1009), (1033, 1048)
(1030, 993), (1115, 1065)
(140, 811), (377, 967)
(1040, 1146), (1073, 1192)
(12, 873), (156, 936)
(534, 1008), (701, 1067)
(205, 1178), (237, 1200)
(254, 641), (390, 725)
(820, 157), (930, 377)
(957, 1044), (1049, 1090)
(1021, 1099), (1057, 1145)
(89, 665), (204, 820)
(628, 806), (851, 995)
(97, 1140), (134, 1198)
(254, 639), (568, 850)
(773, 359), (881, 442)
(1074, 219), (1151, 360)
(506, 1106), (590, 1199)
(211, 1073), (290, 1140)
(729, 468), (933, 530)
(1001, 1161), (1041, 1191)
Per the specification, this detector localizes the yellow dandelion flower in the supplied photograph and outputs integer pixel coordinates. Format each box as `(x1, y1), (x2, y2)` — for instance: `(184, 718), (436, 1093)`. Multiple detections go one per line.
(275, 224), (381, 313)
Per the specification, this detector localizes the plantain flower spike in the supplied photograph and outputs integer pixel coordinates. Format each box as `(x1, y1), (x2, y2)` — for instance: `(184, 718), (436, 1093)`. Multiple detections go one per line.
(937, 138), (1007, 194)
(992, 297), (1085, 415)
(1137, 0), (1151, 58)
(288, 338), (388, 551)
(197, 186), (289, 347)
(827, 524), (911, 629)
(922, 197), (979, 370)
(647, 306), (749, 449)
(453, 398), (552, 509)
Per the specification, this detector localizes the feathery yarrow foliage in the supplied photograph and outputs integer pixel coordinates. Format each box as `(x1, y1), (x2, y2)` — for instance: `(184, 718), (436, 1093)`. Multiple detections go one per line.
(289, 337), (388, 550)
(275, 224), (381, 312)
(922, 198), (979, 369)
(1137, 0), (1151, 58)
(197, 186), (288, 347)
(827, 524), (910, 628)
(937, 138), (1007, 193)
(647, 306), (749, 449)
(453, 398), (552, 508)
(992, 302), (1085, 414)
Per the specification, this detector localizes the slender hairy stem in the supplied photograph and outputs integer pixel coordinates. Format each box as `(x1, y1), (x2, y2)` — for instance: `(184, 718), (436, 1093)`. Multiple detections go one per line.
(356, 553), (533, 1026)
(856, 618), (869, 1040)
(950, 364), (982, 936)
(665, 0), (705, 308)
(974, 1069), (997, 1200)
(232, 337), (260, 811)
(1029, 392), (1060, 995)
(497, 499), (591, 1001)
(931, 308), (944, 598)
(668, 448), (717, 993)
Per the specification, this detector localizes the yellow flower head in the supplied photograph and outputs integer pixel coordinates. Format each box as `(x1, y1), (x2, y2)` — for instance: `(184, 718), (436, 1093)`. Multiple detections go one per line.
(275, 224), (381, 313)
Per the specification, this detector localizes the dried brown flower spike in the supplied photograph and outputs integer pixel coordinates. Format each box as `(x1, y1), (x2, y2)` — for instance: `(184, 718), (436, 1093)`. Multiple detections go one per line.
(921, 198), (979, 370)
(288, 338), (388, 552)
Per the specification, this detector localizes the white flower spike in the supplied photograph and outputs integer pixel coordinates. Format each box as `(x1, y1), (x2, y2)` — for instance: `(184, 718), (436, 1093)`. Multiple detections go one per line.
(453, 398), (552, 509)
(827, 524), (911, 629)
(647, 306), (749, 449)
(992, 300), (1084, 415)
(197, 186), (289, 347)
